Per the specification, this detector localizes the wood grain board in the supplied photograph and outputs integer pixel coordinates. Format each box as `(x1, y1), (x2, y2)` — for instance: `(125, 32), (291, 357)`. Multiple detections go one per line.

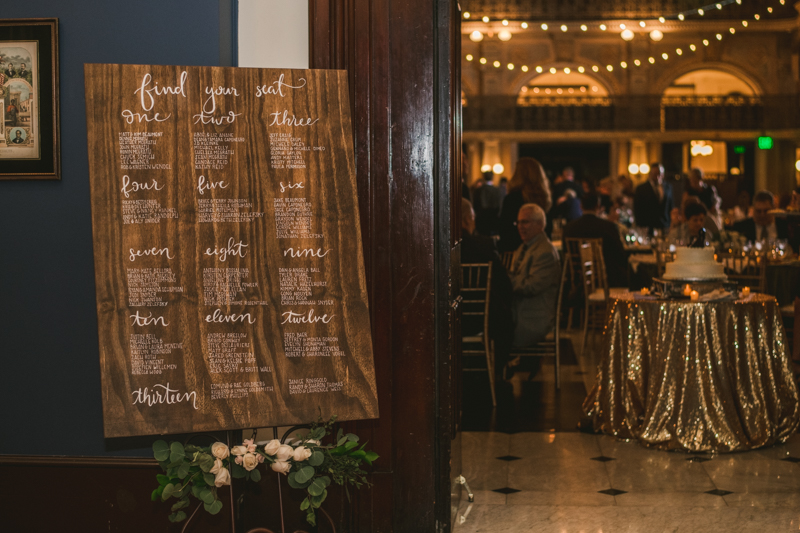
(84, 64), (378, 438)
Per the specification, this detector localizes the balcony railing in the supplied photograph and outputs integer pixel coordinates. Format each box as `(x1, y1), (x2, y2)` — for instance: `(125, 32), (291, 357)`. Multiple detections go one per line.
(460, 0), (796, 21)
(463, 95), (800, 131)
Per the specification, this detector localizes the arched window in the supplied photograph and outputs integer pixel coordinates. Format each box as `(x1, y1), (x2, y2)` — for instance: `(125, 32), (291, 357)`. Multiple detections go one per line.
(663, 69), (756, 97)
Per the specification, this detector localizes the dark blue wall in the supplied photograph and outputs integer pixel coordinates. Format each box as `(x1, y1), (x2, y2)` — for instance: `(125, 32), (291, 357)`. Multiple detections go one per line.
(0, 1), (233, 456)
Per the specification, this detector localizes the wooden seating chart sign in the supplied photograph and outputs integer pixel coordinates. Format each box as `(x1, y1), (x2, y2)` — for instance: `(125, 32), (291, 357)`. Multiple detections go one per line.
(84, 64), (378, 438)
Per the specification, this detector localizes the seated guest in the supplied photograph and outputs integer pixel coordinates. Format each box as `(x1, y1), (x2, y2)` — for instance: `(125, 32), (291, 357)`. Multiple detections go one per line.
(732, 190), (788, 243)
(562, 192), (627, 288)
(461, 199), (513, 371)
(550, 167), (583, 223)
(634, 163), (673, 233)
(509, 204), (561, 347)
(668, 200), (715, 244)
(473, 172), (501, 235)
(668, 197), (720, 243)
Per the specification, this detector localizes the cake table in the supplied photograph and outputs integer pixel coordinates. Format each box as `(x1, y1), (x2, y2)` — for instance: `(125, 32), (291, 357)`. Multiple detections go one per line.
(583, 292), (800, 452)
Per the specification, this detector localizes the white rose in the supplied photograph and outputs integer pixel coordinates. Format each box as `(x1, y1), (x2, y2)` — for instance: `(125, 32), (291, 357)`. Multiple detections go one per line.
(209, 458), (223, 474)
(214, 466), (231, 487)
(211, 442), (229, 459)
(293, 446), (312, 462)
(305, 439), (321, 447)
(264, 439), (281, 456)
(270, 460), (291, 474)
(242, 452), (259, 471)
(276, 444), (294, 462)
(231, 445), (247, 456)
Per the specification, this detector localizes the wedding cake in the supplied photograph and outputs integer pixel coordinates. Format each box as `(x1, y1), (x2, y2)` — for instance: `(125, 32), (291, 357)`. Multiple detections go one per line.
(663, 247), (727, 280)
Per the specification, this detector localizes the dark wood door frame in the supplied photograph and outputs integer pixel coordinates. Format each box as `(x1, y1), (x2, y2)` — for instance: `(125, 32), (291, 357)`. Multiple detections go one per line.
(309, 1), (460, 531)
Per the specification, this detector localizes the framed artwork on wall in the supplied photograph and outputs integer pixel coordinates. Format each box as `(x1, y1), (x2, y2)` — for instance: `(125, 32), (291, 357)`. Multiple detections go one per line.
(0, 18), (59, 180)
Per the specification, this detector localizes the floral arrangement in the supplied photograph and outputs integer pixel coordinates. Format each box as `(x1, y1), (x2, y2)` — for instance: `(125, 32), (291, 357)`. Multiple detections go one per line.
(151, 416), (377, 526)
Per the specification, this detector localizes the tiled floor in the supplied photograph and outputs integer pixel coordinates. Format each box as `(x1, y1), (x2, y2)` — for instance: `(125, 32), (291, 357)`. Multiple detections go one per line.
(455, 332), (800, 532)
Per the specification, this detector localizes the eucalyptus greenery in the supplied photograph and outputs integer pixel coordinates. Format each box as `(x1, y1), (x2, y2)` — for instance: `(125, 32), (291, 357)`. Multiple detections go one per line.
(151, 415), (378, 526)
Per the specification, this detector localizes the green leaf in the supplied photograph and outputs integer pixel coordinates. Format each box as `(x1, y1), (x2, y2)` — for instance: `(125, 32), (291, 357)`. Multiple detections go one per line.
(153, 440), (170, 462)
(307, 478), (326, 497)
(364, 451), (379, 464)
(308, 451), (324, 467)
(288, 472), (312, 490)
(171, 498), (190, 512)
(177, 462), (190, 479)
(336, 428), (343, 443)
(346, 433), (359, 442)
(161, 483), (175, 501)
(330, 446), (346, 456)
(295, 466), (316, 484)
(337, 436), (348, 446)
(151, 486), (163, 502)
(350, 450), (366, 460)
(169, 442), (186, 464)
(231, 463), (247, 479)
(250, 468), (262, 482)
(156, 474), (170, 486)
(320, 475), (331, 487)
(204, 500), (223, 515)
(310, 489), (328, 508)
(199, 488), (215, 505)
(306, 507), (317, 527)
(203, 472), (216, 486)
(168, 510), (187, 523)
(300, 498), (310, 511)
(191, 485), (203, 499)
(198, 454), (215, 472)
(344, 441), (359, 451)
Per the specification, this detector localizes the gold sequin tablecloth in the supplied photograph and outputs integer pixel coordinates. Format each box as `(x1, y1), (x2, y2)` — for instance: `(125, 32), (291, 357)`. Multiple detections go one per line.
(583, 293), (800, 452)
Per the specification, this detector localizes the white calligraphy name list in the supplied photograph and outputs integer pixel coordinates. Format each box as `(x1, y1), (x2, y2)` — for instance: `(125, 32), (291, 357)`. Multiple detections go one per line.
(274, 198), (321, 239)
(129, 333), (182, 375)
(205, 332), (258, 374)
(127, 268), (184, 307)
(193, 132), (245, 170)
(269, 133), (322, 170)
(211, 381), (273, 400)
(283, 332), (344, 358)
(288, 377), (343, 395)
(202, 268), (263, 306)
(118, 132), (172, 170)
(278, 267), (330, 306)
(198, 199), (264, 223)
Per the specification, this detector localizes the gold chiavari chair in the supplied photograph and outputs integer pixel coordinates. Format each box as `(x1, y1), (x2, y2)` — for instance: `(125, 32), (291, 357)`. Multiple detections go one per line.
(461, 262), (497, 406)
(717, 251), (767, 292)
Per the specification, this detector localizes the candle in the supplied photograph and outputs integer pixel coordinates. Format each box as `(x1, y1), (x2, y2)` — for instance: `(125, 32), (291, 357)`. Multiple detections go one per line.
(640, 287), (650, 295)
(690, 290), (699, 301)
(683, 284), (692, 297)
(742, 286), (751, 298)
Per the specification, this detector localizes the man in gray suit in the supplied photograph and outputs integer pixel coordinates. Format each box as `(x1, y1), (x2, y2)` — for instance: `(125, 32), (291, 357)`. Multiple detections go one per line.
(509, 203), (561, 347)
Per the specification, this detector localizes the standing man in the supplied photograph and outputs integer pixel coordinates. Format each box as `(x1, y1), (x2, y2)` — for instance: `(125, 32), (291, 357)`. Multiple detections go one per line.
(509, 203), (561, 347)
(634, 163), (673, 233)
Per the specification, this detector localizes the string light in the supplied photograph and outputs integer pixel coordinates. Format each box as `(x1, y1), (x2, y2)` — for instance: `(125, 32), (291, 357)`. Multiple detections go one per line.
(716, 33), (723, 40)
(676, 48), (683, 55)
(703, 39), (710, 46)
(564, 67), (571, 74)
(619, 23), (626, 29)
(639, 21), (646, 27)
(581, 24), (587, 31)
(659, 17), (666, 23)
(716, 3), (722, 8)
(463, 12), (470, 19)
(599, 24), (607, 31)
(541, 23), (548, 30)
(650, 30), (663, 41)
(649, 57), (655, 64)
(678, 14), (685, 20)
(621, 61), (628, 68)
(690, 44), (697, 51)
(469, 30), (484, 42)
(498, 30), (512, 41)
(466, 54), (473, 61)
(634, 59), (641, 66)
(742, 20), (748, 27)
(536, 66), (543, 73)
(578, 66), (585, 73)
(592, 65), (600, 72)
(767, 7), (773, 13)
(662, 53), (669, 60)
(521, 22), (528, 29)
(561, 24), (568, 32)
(521, 65), (529, 72)
(493, 60), (500, 67)
(482, 16), (489, 22)
(507, 63), (514, 70)
(621, 29), (635, 41)
(550, 67), (557, 74)
(754, 14), (760, 20)
(607, 64), (614, 71)
(729, 27), (735, 34)
(698, 8), (705, 15)
(479, 57), (487, 64)
(502, 19), (509, 26)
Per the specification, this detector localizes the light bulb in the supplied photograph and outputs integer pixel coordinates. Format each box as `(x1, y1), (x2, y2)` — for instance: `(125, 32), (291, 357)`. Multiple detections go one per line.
(482, 16), (489, 22)
(606, 64), (614, 71)
(648, 57), (655, 64)
(639, 163), (650, 174)
(600, 24), (607, 31)
(578, 66), (585, 73)
(676, 48), (683, 55)
(479, 57), (487, 64)
(690, 44), (697, 51)
(659, 17), (666, 23)
(703, 39), (709, 46)
(662, 53), (668, 60)
(581, 25), (588, 31)
(730, 28), (735, 34)
(634, 59), (641, 66)
(470, 30), (484, 42)
(621, 29), (635, 41)
(678, 14), (685, 20)
(521, 65), (529, 72)
(521, 22), (528, 29)
(716, 33), (722, 40)
(561, 25), (568, 32)
(754, 14), (760, 20)
(541, 23), (548, 30)
(621, 61), (627, 68)
(507, 63), (514, 70)
(592, 65), (600, 72)
(742, 20), (748, 27)
(502, 19), (508, 26)
(536, 66), (543, 73)
(463, 12), (470, 19)
(639, 21), (646, 27)
(498, 30), (512, 41)
(550, 67), (557, 74)
(466, 54), (473, 61)
(620, 23), (626, 29)
(795, 160), (800, 172)
(480, 164), (491, 173)
(564, 67), (571, 74)
(698, 8), (704, 15)
(716, 3), (722, 9)
(628, 164), (640, 174)
(650, 29), (663, 41)
(493, 60), (500, 68)
(493, 164), (504, 174)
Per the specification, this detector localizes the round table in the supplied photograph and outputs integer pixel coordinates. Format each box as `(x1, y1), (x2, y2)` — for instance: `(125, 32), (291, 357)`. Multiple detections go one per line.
(583, 292), (800, 452)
